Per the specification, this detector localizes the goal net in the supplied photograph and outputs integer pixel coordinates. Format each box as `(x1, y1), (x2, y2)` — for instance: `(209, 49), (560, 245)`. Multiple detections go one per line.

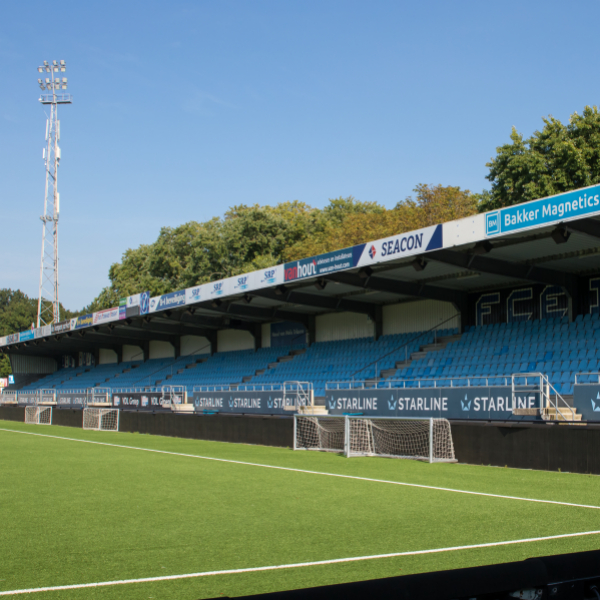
(24, 406), (52, 425)
(294, 416), (455, 463)
(295, 415), (346, 452)
(83, 408), (119, 431)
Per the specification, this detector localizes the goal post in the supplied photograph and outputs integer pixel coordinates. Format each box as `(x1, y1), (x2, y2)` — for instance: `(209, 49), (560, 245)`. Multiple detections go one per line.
(24, 406), (52, 425)
(294, 415), (455, 463)
(82, 407), (119, 431)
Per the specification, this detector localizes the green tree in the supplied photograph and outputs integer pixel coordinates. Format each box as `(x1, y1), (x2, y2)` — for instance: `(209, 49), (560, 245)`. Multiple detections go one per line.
(482, 105), (600, 211)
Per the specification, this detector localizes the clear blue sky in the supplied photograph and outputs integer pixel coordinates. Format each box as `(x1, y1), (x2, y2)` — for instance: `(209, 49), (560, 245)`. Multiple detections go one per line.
(2, 0), (599, 310)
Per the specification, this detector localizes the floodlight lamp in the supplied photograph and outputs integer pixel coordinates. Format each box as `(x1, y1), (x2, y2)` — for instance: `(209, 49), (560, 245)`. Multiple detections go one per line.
(53, 66), (58, 72)
(38, 78), (42, 84)
(60, 60), (65, 65)
(61, 84), (67, 90)
(53, 60), (57, 66)
(45, 78), (50, 83)
(43, 60), (49, 66)
(62, 78), (67, 83)
(38, 66), (43, 73)
(60, 66), (66, 72)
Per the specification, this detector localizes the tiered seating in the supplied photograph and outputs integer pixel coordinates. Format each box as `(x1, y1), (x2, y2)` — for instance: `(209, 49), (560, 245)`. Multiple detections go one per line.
(22, 316), (600, 398)
(250, 330), (456, 396)
(21, 365), (88, 390)
(166, 347), (286, 388)
(397, 314), (600, 394)
(54, 363), (133, 390)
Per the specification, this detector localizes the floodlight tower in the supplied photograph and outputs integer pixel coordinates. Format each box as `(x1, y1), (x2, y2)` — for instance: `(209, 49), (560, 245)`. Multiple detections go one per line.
(36, 60), (71, 328)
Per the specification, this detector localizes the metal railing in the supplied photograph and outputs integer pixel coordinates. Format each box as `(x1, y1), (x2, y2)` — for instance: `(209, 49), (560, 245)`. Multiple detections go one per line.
(512, 373), (575, 421)
(161, 385), (187, 405)
(574, 372), (600, 385)
(326, 376), (514, 390)
(283, 381), (313, 410)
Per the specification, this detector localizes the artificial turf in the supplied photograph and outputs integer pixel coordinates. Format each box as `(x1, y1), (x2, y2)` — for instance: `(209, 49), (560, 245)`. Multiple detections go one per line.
(1, 419), (600, 599)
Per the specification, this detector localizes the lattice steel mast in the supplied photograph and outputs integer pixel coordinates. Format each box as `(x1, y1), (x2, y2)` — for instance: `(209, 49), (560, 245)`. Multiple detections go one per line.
(36, 60), (71, 328)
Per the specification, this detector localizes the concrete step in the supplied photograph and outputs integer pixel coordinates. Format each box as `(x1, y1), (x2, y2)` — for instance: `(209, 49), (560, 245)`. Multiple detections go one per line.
(411, 351), (428, 360)
(171, 404), (195, 413)
(268, 362), (279, 369)
(290, 348), (306, 356)
(543, 407), (582, 421)
(381, 368), (397, 379)
(255, 369), (266, 376)
(395, 360), (412, 369)
(297, 405), (328, 415)
(242, 376), (253, 383)
(278, 355), (295, 363)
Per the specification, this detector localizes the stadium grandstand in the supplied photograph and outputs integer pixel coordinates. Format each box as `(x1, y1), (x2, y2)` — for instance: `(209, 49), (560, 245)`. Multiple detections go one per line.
(3, 183), (600, 424)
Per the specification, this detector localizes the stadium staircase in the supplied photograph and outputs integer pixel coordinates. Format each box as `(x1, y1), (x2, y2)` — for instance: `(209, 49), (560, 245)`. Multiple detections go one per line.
(379, 333), (462, 380)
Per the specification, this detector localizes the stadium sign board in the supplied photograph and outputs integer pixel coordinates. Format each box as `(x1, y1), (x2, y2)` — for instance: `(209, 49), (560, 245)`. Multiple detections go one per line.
(56, 392), (87, 407)
(52, 320), (71, 334)
(191, 390), (295, 414)
(71, 314), (94, 330)
(326, 387), (541, 421)
(573, 384), (600, 421)
(485, 183), (600, 237)
(19, 330), (35, 342)
(112, 391), (172, 410)
(149, 290), (186, 313)
(93, 307), (120, 325)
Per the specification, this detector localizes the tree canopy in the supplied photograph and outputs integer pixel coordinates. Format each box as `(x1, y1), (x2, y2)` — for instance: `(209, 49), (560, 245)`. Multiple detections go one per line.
(482, 105), (600, 211)
(86, 185), (479, 312)
(6, 103), (600, 364)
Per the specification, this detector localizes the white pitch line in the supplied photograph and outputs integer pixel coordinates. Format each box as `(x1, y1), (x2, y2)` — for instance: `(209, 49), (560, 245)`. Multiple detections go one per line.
(1, 427), (600, 511)
(1, 529), (600, 596)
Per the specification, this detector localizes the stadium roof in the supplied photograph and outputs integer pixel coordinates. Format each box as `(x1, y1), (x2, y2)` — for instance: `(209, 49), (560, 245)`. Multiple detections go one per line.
(6, 183), (600, 358)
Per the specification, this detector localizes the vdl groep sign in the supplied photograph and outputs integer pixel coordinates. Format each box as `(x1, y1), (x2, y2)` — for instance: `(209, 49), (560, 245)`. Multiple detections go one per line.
(486, 184), (600, 237)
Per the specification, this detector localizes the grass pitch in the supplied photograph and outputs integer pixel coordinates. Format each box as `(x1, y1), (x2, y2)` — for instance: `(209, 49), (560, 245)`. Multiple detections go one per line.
(1, 420), (600, 599)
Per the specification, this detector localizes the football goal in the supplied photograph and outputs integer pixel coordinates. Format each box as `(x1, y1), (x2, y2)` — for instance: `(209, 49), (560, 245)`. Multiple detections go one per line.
(83, 407), (119, 431)
(294, 415), (455, 463)
(24, 406), (52, 425)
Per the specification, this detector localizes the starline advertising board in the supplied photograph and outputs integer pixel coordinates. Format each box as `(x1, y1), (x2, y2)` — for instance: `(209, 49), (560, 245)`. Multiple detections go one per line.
(326, 386), (540, 421)
(93, 307), (120, 325)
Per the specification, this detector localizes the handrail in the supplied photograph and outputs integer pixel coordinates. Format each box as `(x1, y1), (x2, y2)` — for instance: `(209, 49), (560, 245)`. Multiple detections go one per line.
(349, 314), (460, 380)
(326, 375), (514, 390)
(512, 372), (575, 422)
(574, 372), (600, 385)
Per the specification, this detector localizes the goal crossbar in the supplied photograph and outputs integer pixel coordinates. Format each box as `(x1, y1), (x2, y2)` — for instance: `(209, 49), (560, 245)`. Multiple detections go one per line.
(294, 415), (455, 463)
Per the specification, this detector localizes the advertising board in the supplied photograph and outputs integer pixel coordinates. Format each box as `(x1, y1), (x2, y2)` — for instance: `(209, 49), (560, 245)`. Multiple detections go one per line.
(93, 307), (120, 325)
(191, 390), (295, 414)
(71, 314), (94, 330)
(326, 387), (540, 421)
(485, 183), (600, 238)
(573, 384), (600, 421)
(56, 392), (87, 408)
(149, 290), (186, 313)
(52, 321), (71, 334)
(19, 330), (34, 342)
(112, 391), (172, 411)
